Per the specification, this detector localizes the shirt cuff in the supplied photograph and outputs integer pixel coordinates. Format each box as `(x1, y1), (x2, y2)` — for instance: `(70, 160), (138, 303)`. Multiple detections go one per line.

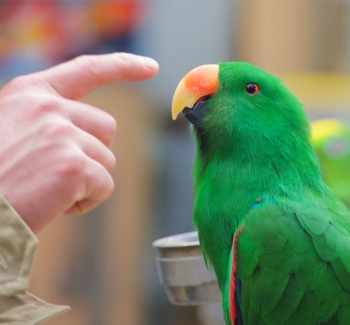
(0, 194), (69, 324)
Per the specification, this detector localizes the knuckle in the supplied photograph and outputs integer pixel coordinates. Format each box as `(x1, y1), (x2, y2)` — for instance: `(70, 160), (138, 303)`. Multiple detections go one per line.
(106, 178), (115, 196)
(106, 152), (117, 172)
(115, 52), (129, 65)
(42, 120), (73, 140)
(57, 151), (87, 179)
(73, 55), (99, 78)
(113, 53), (130, 78)
(32, 94), (61, 115)
(99, 172), (115, 198)
(74, 54), (94, 65)
(104, 115), (117, 144)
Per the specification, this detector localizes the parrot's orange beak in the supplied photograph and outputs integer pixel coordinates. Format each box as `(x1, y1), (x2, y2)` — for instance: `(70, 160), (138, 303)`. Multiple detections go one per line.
(172, 64), (219, 120)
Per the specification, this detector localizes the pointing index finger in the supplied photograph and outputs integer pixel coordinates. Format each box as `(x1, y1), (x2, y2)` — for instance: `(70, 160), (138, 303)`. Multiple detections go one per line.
(33, 53), (159, 99)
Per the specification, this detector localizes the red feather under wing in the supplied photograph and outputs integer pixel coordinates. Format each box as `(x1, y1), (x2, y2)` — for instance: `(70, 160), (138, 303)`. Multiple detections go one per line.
(230, 226), (245, 325)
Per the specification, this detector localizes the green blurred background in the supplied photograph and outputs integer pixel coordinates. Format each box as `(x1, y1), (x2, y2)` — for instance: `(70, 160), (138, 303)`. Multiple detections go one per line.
(1, 1), (350, 324)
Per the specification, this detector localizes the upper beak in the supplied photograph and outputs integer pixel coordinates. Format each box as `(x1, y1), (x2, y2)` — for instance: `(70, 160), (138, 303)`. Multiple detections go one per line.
(172, 64), (219, 120)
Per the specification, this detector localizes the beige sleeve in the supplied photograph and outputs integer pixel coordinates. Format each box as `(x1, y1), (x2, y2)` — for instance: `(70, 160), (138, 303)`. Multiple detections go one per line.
(0, 195), (69, 324)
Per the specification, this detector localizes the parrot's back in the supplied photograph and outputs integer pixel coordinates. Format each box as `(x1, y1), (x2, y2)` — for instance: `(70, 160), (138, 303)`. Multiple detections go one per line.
(229, 191), (350, 325)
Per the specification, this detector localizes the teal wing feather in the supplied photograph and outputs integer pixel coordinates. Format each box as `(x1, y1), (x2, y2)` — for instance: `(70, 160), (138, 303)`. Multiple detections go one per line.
(235, 199), (350, 325)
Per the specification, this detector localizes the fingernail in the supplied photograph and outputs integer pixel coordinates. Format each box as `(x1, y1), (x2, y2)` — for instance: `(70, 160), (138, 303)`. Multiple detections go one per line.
(142, 57), (159, 71)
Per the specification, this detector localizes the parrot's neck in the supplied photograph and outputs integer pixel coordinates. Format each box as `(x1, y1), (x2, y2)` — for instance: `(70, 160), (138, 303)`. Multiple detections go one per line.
(192, 128), (326, 290)
(193, 127), (325, 217)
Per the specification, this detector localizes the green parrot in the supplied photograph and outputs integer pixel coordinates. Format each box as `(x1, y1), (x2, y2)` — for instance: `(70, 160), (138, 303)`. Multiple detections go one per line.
(171, 62), (350, 325)
(311, 119), (350, 207)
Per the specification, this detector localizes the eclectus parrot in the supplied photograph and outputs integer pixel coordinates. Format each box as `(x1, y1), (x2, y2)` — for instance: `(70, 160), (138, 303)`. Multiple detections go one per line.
(171, 62), (350, 325)
(311, 119), (350, 207)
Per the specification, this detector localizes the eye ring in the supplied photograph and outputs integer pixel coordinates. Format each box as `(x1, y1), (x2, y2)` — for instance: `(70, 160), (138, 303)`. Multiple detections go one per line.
(245, 83), (260, 95)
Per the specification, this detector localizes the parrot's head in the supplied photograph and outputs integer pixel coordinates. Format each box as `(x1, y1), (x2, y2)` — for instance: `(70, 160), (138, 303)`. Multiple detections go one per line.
(172, 62), (314, 163)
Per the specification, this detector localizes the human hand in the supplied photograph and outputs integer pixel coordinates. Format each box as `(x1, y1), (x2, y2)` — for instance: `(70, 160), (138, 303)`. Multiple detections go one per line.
(0, 53), (159, 233)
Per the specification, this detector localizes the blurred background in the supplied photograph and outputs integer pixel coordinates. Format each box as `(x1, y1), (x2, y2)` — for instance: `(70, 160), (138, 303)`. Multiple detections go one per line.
(1, 0), (350, 324)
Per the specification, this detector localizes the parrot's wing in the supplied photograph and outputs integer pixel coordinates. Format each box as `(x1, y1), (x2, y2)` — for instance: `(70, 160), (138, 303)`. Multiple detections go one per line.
(232, 200), (350, 325)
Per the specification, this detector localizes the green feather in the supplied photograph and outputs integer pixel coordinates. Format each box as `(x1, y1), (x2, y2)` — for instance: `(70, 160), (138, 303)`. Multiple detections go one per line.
(182, 62), (350, 324)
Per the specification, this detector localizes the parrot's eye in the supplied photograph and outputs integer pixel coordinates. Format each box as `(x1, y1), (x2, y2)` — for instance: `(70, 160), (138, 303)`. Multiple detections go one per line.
(245, 83), (260, 95)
